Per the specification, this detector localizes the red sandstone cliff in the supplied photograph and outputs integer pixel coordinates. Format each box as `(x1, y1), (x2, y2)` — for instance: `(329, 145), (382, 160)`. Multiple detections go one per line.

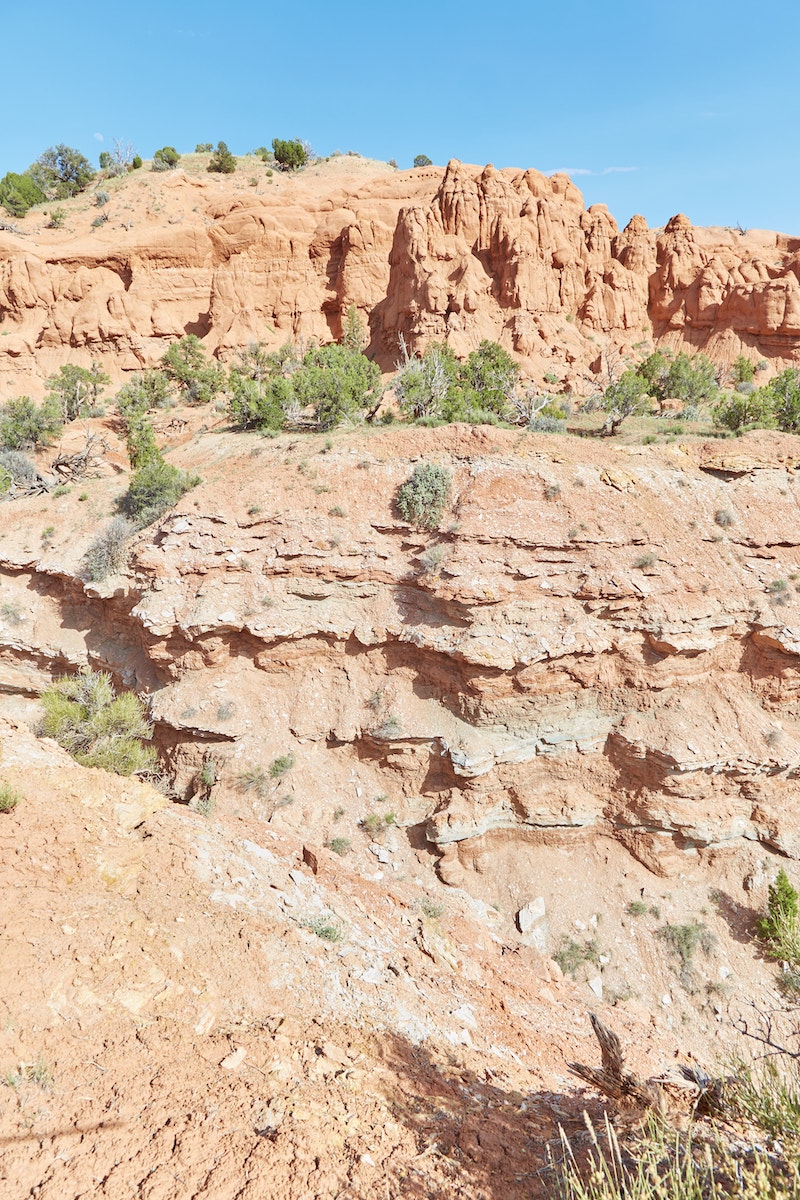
(0, 155), (798, 397)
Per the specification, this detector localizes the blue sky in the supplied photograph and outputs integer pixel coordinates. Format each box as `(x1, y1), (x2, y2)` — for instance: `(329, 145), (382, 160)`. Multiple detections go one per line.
(3, 0), (799, 234)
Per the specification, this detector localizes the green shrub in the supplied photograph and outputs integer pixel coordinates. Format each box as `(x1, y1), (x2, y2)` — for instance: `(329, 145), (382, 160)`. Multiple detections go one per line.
(46, 208), (67, 229)
(0, 783), (22, 813)
(161, 335), (224, 405)
(152, 146), (180, 171)
(0, 449), (40, 493)
(764, 368), (800, 433)
(272, 138), (307, 171)
(120, 456), (200, 527)
(328, 837), (352, 856)
(40, 669), (155, 776)
(396, 461), (452, 529)
(304, 915), (344, 942)
(0, 171), (45, 217)
(733, 354), (756, 384)
(227, 372), (291, 431)
(235, 765), (271, 798)
(757, 868), (800, 968)
(413, 155), (433, 167)
(82, 516), (134, 581)
(0, 396), (62, 449)
(208, 142), (236, 173)
(195, 143), (213, 154)
(393, 340), (518, 423)
(553, 937), (601, 977)
(656, 920), (715, 965)
(293, 343), (381, 429)
(393, 342), (460, 421)
(269, 753), (295, 778)
(131, 155), (143, 170)
(714, 389), (776, 431)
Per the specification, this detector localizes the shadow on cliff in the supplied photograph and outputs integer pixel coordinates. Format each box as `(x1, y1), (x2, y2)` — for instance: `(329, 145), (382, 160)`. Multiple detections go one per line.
(710, 888), (758, 946)
(369, 1029), (602, 1200)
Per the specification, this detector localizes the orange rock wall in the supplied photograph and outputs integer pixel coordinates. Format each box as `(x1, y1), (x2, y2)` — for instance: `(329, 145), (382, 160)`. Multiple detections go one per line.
(1, 160), (799, 398)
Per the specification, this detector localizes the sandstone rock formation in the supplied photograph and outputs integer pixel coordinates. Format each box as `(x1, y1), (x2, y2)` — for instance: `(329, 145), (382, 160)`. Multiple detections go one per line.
(0, 156), (798, 397)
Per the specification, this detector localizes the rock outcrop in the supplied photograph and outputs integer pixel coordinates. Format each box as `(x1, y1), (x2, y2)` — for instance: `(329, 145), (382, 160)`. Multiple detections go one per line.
(0, 156), (798, 397)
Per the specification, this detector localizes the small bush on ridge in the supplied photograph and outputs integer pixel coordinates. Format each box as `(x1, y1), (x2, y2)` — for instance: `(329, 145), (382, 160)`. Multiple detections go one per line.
(396, 461), (452, 529)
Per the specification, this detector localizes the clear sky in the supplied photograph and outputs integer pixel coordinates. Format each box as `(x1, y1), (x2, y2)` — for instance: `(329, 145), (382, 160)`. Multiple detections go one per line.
(3, 0), (799, 234)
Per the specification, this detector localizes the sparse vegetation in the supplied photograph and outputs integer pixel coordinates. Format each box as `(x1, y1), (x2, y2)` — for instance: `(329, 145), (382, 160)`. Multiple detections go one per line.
(0, 783), (22, 813)
(82, 516), (134, 581)
(304, 915), (344, 942)
(235, 765), (271, 798)
(714, 508), (734, 528)
(269, 753), (295, 778)
(553, 937), (601, 977)
(656, 920), (715, 966)
(328, 837), (352, 856)
(633, 552), (658, 569)
(40, 669), (155, 776)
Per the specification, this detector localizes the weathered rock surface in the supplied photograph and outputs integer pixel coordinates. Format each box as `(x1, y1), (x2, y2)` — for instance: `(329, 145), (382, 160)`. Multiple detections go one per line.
(1, 156), (798, 397)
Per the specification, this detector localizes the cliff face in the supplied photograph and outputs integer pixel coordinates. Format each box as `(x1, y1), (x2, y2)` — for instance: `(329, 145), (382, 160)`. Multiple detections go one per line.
(1, 156), (798, 397)
(4, 419), (800, 889)
(4, 416), (800, 1193)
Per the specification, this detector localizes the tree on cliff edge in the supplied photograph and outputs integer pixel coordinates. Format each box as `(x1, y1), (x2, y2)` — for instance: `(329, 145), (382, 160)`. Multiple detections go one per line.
(28, 145), (94, 199)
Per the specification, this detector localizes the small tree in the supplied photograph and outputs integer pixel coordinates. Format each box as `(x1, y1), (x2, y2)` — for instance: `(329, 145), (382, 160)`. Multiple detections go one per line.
(765, 368), (800, 433)
(29, 145), (94, 199)
(208, 141), (237, 174)
(195, 143), (213, 153)
(459, 340), (519, 419)
(342, 306), (367, 353)
(0, 396), (62, 449)
(600, 369), (651, 435)
(152, 146), (181, 171)
(393, 341), (460, 421)
(45, 363), (110, 422)
(758, 868), (799, 944)
(733, 354), (756, 385)
(413, 155), (433, 168)
(161, 335), (224, 404)
(293, 343), (381, 429)
(272, 138), (307, 171)
(0, 171), (45, 217)
(396, 462), (452, 529)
